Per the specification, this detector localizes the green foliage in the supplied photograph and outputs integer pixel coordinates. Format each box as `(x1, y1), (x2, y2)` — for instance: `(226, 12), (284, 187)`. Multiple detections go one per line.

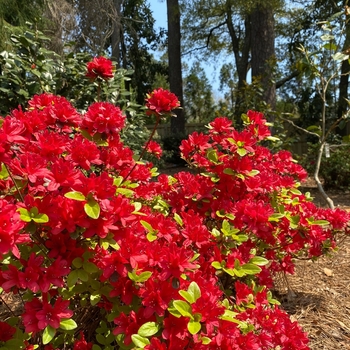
(299, 143), (350, 190)
(184, 62), (216, 123)
(0, 27), (150, 151)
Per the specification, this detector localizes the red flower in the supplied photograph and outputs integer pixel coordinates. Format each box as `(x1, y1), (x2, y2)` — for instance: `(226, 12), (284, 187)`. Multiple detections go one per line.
(35, 297), (73, 330)
(73, 332), (93, 350)
(145, 88), (180, 117)
(86, 56), (114, 80)
(145, 140), (163, 159)
(0, 321), (16, 341)
(81, 102), (125, 136)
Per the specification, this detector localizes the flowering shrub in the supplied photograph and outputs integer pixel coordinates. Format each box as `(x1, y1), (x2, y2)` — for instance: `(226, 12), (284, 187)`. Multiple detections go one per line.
(0, 60), (349, 350)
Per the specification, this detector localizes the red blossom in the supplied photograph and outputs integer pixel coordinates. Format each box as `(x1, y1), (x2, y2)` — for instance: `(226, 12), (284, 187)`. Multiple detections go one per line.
(145, 88), (180, 117)
(0, 321), (16, 341)
(82, 102), (125, 136)
(35, 297), (73, 330)
(145, 140), (163, 159)
(73, 332), (93, 350)
(86, 56), (114, 80)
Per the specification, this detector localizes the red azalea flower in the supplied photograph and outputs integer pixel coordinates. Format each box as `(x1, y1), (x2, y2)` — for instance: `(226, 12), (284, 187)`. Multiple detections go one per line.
(82, 102), (125, 136)
(35, 297), (73, 330)
(145, 88), (180, 117)
(86, 56), (114, 80)
(0, 321), (16, 341)
(73, 332), (93, 350)
(145, 140), (163, 159)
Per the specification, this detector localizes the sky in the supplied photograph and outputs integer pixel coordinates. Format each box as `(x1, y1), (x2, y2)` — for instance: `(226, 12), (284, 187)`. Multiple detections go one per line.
(149, 0), (222, 94)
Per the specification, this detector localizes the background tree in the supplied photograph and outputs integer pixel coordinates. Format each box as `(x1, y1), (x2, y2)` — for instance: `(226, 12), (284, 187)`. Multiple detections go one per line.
(167, 0), (186, 135)
(183, 62), (216, 122)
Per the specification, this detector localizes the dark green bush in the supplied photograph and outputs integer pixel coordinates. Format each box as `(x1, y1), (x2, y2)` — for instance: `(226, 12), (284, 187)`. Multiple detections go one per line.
(299, 143), (350, 190)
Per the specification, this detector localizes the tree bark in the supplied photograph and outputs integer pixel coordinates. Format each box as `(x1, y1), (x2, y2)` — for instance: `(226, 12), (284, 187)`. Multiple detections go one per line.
(226, 4), (251, 117)
(167, 0), (185, 135)
(337, 16), (350, 134)
(111, 0), (123, 67)
(250, 4), (276, 112)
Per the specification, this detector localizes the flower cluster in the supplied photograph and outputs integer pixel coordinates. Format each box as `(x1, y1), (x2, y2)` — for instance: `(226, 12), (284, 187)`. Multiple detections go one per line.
(145, 87), (180, 118)
(0, 60), (348, 349)
(86, 56), (114, 80)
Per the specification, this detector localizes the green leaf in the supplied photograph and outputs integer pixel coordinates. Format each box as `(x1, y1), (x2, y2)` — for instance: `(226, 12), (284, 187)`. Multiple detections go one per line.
(42, 325), (56, 345)
(201, 337), (211, 345)
(64, 191), (86, 201)
(188, 282), (201, 303)
(220, 309), (239, 322)
(211, 261), (222, 270)
(240, 263), (262, 275)
(174, 213), (183, 226)
(67, 270), (79, 287)
(83, 261), (99, 274)
(321, 34), (335, 41)
(138, 322), (160, 337)
(135, 271), (152, 283)
(59, 318), (77, 330)
(84, 198), (100, 219)
(237, 148), (247, 157)
(72, 257), (83, 269)
(17, 208), (32, 222)
(323, 42), (337, 51)
(207, 149), (219, 164)
(140, 220), (154, 232)
(32, 213), (49, 223)
(249, 256), (269, 266)
(266, 136), (280, 142)
(179, 290), (195, 304)
(146, 232), (157, 242)
(77, 269), (89, 282)
(131, 334), (150, 348)
(223, 168), (235, 175)
(312, 220), (329, 226)
(173, 300), (193, 318)
(0, 163), (9, 179)
(187, 320), (201, 335)
(332, 52), (349, 61)
(268, 213), (285, 222)
(247, 169), (259, 177)
(90, 293), (101, 306)
(223, 267), (237, 277)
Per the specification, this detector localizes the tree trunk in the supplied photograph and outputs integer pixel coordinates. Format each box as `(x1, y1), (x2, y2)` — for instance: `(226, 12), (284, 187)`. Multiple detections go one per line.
(111, 0), (123, 67)
(167, 0), (185, 135)
(250, 4), (276, 112)
(226, 4), (251, 118)
(337, 19), (350, 134)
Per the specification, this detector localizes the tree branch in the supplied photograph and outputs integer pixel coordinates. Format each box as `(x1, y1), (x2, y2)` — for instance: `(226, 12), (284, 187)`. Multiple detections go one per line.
(182, 21), (226, 56)
(276, 70), (301, 89)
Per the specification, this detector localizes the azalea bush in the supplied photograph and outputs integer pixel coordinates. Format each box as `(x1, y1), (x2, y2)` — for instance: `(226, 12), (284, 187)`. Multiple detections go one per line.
(0, 57), (349, 350)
